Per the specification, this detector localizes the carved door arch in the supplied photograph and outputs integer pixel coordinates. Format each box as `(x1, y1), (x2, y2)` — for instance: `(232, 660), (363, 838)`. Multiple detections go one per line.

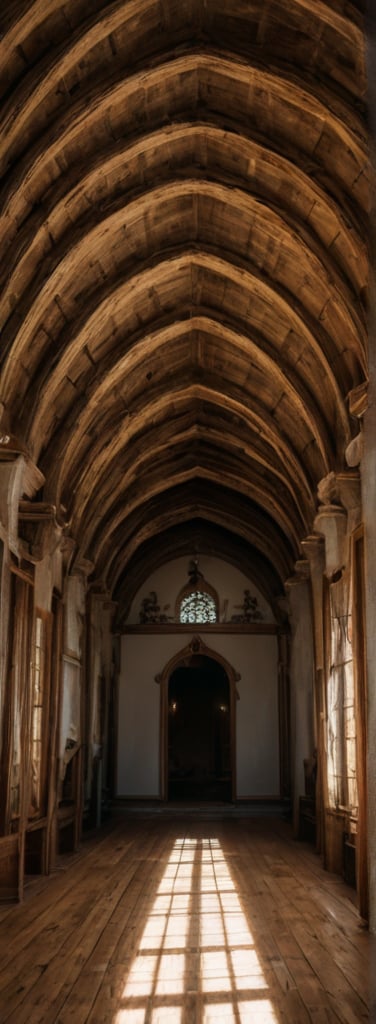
(156, 635), (240, 801)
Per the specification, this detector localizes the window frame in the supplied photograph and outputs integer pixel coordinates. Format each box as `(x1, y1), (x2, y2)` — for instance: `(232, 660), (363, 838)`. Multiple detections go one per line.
(176, 579), (219, 624)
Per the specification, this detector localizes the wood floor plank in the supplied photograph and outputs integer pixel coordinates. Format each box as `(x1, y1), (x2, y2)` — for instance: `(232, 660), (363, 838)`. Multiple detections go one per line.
(0, 813), (371, 1024)
(289, 919), (368, 1023)
(4, 866), (141, 1022)
(284, 954), (343, 1019)
(25, 828), (182, 1023)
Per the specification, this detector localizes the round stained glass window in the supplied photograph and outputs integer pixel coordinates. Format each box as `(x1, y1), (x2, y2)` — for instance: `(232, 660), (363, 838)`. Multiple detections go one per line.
(179, 590), (217, 624)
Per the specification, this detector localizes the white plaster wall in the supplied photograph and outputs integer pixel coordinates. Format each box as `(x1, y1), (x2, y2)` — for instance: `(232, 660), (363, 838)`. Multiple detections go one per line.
(118, 634), (183, 797)
(127, 556), (274, 624)
(117, 632), (279, 798)
(213, 634), (280, 797)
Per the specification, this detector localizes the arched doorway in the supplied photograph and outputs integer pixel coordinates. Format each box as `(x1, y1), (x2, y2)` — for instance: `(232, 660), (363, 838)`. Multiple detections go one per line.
(168, 656), (231, 801)
(157, 636), (239, 802)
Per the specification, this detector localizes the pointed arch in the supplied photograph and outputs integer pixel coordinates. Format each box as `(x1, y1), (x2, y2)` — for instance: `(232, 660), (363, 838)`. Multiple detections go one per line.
(155, 635), (240, 800)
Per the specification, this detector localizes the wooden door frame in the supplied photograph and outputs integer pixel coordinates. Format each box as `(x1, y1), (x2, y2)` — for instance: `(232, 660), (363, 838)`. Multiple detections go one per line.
(351, 524), (368, 921)
(46, 591), (63, 871)
(155, 634), (240, 802)
(0, 566), (34, 899)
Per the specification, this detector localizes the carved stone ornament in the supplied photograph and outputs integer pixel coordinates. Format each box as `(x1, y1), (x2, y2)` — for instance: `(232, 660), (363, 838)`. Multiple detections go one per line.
(314, 505), (348, 577)
(231, 588), (263, 622)
(139, 590), (172, 624)
(72, 557), (95, 579)
(345, 432), (363, 468)
(189, 635), (203, 654)
(284, 558), (310, 590)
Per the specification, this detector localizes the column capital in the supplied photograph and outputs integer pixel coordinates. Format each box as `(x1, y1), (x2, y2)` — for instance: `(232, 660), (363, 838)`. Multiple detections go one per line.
(0, 436), (45, 494)
(71, 557), (95, 579)
(0, 433), (27, 459)
(61, 536), (77, 574)
(336, 470), (361, 513)
(348, 380), (368, 419)
(18, 500), (71, 562)
(315, 469), (362, 573)
(317, 469), (360, 513)
(345, 432), (362, 468)
(285, 558), (310, 591)
(301, 533), (325, 561)
(0, 454), (45, 556)
(314, 504), (347, 577)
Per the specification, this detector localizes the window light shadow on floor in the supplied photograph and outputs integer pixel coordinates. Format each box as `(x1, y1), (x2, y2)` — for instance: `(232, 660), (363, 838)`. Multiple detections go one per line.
(115, 837), (279, 1023)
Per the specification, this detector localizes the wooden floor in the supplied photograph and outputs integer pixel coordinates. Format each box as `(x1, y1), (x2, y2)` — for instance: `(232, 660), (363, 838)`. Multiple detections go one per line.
(0, 812), (373, 1024)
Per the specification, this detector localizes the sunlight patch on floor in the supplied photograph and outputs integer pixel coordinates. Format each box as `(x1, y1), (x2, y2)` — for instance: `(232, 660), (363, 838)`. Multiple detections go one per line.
(115, 837), (278, 1023)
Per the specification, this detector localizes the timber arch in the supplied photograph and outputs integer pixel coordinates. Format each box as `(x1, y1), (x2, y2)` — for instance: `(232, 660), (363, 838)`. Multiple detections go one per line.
(0, 0), (376, 956)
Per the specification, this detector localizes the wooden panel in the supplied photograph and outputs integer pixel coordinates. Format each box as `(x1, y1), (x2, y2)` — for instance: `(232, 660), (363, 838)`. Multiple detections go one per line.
(0, 835), (20, 902)
(352, 526), (369, 921)
(324, 809), (346, 875)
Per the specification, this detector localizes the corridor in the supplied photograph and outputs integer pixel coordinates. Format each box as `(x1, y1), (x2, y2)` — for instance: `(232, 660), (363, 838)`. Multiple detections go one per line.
(0, 813), (371, 1024)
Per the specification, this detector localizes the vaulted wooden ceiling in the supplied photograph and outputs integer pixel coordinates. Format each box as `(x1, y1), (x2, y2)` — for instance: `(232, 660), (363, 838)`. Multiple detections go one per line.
(0, 0), (368, 620)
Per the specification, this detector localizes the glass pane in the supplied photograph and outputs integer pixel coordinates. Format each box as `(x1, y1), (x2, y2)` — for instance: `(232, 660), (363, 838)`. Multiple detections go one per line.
(180, 591), (217, 624)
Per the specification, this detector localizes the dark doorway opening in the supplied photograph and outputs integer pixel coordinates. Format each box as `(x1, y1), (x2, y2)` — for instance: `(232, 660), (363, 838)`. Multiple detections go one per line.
(168, 655), (232, 801)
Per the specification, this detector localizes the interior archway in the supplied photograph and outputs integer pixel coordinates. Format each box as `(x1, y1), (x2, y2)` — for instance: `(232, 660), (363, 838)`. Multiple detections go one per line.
(157, 637), (240, 802)
(168, 655), (231, 802)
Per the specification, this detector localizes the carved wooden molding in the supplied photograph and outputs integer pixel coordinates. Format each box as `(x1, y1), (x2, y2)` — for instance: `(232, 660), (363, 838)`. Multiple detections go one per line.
(125, 622), (277, 636)
(155, 634), (241, 687)
(348, 381), (368, 420)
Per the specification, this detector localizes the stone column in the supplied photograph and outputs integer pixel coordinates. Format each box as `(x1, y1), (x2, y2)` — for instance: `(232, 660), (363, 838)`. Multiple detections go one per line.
(313, 474), (361, 875)
(301, 534), (326, 853)
(355, 382), (376, 932)
(59, 558), (94, 845)
(314, 474), (348, 577)
(85, 590), (117, 825)
(276, 627), (291, 805)
(285, 560), (315, 836)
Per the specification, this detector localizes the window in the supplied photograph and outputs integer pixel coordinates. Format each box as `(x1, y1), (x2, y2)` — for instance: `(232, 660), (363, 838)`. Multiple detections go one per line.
(29, 611), (51, 817)
(179, 590), (217, 624)
(177, 562), (219, 624)
(30, 615), (45, 815)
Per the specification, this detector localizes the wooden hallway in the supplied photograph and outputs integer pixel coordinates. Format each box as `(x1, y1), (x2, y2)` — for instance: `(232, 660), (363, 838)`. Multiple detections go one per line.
(0, 813), (372, 1024)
